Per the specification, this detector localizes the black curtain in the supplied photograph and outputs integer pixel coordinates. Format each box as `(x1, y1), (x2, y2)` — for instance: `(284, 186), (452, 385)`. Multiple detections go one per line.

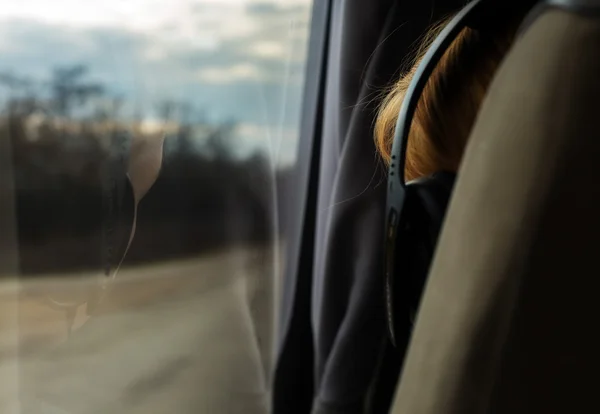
(274, 1), (464, 413)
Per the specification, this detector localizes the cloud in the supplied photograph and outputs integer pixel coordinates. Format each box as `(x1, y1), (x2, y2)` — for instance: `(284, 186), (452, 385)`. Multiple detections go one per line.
(0, 0), (312, 163)
(245, 2), (280, 15)
(248, 41), (287, 59)
(196, 63), (264, 83)
(0, 0), (311, 84)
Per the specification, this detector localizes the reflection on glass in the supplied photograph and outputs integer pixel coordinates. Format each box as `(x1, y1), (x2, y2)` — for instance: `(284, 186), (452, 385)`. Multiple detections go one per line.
(0, 1), (312, 412)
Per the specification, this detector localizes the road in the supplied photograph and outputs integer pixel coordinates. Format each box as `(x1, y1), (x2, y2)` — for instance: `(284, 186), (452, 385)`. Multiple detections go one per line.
(0, 247), (279, 414)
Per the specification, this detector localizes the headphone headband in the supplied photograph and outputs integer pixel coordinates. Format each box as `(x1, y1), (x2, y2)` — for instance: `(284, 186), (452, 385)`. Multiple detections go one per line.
(388, 0), (482, 187)
(384, 0), (537, 345)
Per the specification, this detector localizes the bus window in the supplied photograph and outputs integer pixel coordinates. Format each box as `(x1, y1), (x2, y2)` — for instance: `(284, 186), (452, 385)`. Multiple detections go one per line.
(0, 1), (313, 413)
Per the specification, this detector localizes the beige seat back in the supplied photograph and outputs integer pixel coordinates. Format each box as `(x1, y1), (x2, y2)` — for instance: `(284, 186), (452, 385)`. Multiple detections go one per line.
(390, 3), (600, 413)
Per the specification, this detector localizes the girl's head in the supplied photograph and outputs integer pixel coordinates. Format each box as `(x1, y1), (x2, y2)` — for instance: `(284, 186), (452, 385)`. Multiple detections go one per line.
(374, 14), (523, 181)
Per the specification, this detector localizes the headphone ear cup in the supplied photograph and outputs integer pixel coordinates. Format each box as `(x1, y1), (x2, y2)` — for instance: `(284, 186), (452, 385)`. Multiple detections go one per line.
(388, 172), (456, 341)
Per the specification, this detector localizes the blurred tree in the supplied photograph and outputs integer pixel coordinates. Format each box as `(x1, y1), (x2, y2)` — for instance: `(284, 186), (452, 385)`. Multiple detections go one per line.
(204, 121), (237, 162)
(156, 99), (176, 123)
(94, 95), (124, 123)
(0, 71), (40, 116)
(3, 63), (282, 275)
(51, 64), (104, 117)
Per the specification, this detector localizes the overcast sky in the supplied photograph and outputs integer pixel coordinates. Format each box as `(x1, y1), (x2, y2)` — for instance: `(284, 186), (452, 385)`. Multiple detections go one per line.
(0, 0), (313, 166)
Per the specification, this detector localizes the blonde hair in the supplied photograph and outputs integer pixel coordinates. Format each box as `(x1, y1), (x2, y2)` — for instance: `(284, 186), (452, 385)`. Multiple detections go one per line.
(374, 15), (521, 181)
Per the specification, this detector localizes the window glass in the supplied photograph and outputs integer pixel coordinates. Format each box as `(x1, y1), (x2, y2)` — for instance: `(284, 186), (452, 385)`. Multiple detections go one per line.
(0, 1), (312, 412)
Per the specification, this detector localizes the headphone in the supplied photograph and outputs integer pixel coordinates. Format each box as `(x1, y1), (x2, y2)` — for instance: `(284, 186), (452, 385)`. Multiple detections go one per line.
(384, 0), (539, 346)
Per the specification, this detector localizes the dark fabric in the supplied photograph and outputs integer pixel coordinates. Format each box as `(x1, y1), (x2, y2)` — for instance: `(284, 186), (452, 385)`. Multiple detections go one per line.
(390, 8), (600, 414)
(309, 1), (464, 413)
(272, 0), (332, 413)
(391, 172), (456, 335)
(273, 1), (467, 413)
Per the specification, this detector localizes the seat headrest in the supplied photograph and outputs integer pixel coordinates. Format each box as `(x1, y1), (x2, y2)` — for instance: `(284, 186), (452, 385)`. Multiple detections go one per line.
(390, 4), (600, 414)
